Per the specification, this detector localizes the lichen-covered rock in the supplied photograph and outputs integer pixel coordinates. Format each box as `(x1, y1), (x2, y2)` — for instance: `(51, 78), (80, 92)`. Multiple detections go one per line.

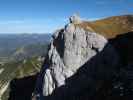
(34, 15), (120, 100)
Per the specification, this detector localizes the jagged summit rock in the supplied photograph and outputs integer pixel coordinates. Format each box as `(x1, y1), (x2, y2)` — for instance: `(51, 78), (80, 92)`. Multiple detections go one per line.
(69, 14), (82, 24)
(34, 15), (120, 100)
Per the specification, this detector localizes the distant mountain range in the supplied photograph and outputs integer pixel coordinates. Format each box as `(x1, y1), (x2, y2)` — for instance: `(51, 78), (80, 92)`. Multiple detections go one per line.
(0, 34), (51, 62)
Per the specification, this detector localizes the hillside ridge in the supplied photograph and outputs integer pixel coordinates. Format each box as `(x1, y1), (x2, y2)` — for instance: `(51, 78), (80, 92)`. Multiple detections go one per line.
(77, 14), (133, 39)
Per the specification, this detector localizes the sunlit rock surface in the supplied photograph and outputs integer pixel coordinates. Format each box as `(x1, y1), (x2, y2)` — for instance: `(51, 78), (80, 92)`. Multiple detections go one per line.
(34, 15), (120, 100)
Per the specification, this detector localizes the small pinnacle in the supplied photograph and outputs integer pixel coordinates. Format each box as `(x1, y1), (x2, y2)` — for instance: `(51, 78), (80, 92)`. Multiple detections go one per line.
(69, 13), (82, 24)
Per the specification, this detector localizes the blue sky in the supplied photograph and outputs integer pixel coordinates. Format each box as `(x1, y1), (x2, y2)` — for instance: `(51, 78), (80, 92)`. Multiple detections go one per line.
(0, 0), (132, 33)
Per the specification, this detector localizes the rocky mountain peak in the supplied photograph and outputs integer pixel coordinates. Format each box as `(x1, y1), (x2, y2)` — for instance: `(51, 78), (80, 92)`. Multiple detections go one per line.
(34, 15), (120, 100)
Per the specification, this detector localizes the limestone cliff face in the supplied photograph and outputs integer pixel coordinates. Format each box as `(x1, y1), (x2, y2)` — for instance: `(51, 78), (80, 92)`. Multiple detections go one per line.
(34, 15), (120, 100)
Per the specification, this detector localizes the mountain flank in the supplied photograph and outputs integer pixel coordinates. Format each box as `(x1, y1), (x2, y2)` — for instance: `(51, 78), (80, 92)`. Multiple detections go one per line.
(77, 15), (133, 38)
(5, 14), (133, 100)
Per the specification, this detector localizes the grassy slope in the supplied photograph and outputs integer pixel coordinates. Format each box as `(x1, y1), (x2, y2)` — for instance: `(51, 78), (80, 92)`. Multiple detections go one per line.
(77, 15), (133, 39)
(0, 57), (43, 100)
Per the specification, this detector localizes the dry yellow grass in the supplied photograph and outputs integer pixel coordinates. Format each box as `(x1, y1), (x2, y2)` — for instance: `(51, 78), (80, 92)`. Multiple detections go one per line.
(75, 15), (133, 39)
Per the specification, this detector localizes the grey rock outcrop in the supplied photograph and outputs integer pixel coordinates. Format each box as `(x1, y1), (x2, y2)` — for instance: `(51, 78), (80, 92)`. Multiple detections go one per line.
(69, 14), (82, 24)
(34, 15), (120, 100)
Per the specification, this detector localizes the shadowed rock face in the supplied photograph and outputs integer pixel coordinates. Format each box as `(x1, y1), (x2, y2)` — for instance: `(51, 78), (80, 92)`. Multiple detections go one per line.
(109, 32), (133, 65)
(34, 16), (121, 100)
(8, 74), (38, 100)
(7, 31), (133, 100)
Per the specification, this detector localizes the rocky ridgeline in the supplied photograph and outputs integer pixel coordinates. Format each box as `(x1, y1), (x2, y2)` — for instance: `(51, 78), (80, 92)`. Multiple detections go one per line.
(33, 15), (133, 100)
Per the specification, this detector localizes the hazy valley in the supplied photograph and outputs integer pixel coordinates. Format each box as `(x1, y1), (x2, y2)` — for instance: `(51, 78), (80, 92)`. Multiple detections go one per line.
(0, 34), (51, 100)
